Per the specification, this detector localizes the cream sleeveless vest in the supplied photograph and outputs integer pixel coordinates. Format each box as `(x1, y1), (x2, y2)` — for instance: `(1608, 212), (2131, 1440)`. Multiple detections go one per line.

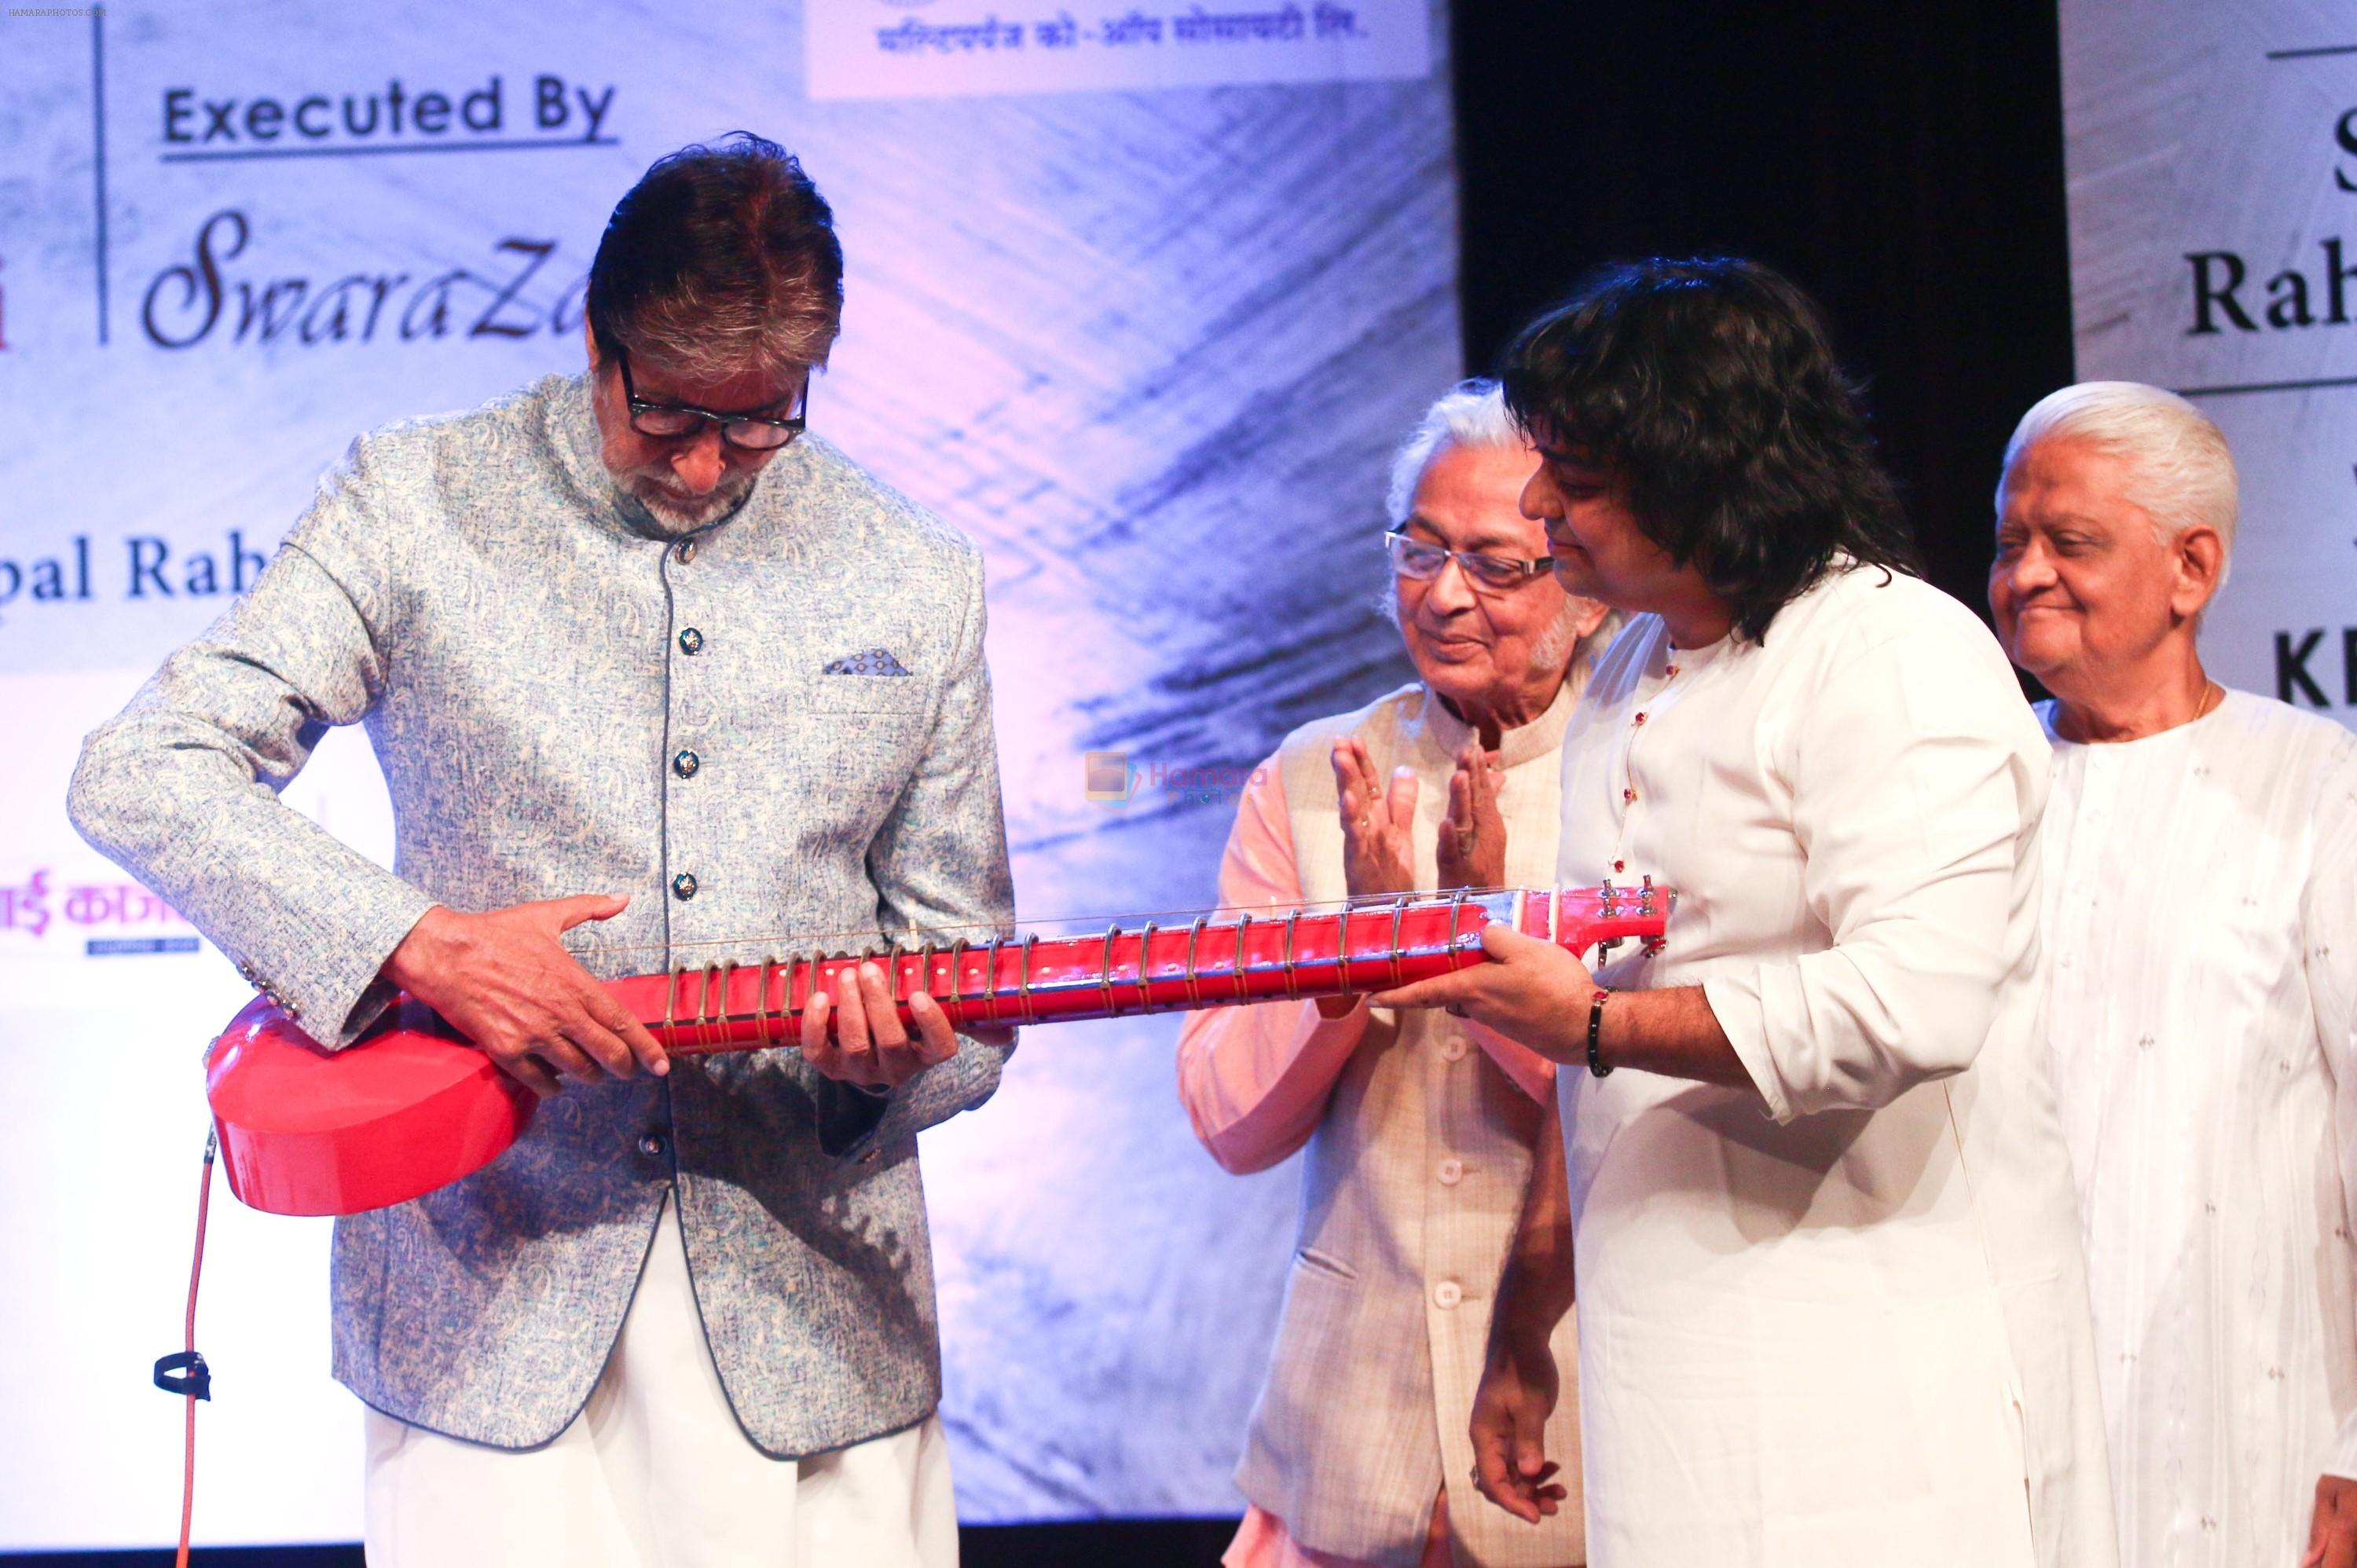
(1235, 677), (1588, 1568)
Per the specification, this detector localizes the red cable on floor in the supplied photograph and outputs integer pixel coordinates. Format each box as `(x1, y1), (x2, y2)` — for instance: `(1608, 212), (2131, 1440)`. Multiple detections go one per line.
(155, 1130), (218, 1568)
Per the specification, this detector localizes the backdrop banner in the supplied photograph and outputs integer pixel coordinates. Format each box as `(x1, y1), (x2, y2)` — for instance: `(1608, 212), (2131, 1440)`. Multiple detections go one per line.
(0, 0), (1457, 1548)
(2060, 1), (2357, 729)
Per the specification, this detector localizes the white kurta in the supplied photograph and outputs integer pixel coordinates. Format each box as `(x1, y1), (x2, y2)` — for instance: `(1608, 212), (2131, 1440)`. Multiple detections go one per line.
(1556, 565), (2115, 1568)
(2038, 691), (2357, 1566)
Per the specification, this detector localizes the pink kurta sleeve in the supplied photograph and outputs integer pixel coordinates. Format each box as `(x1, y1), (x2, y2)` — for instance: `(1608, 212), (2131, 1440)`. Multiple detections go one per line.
(1176, 753), (1372, 1175)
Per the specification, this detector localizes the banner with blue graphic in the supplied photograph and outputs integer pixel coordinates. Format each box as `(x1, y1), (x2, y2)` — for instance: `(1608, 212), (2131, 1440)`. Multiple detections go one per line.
(2061, 1), (2357, 730)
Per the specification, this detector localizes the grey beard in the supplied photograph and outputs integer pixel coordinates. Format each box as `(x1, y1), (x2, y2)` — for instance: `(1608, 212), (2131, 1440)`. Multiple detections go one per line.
(1524, 596), (1587, 676)
(1380, 586), (1615, 685)
(611, 472), (757, 537)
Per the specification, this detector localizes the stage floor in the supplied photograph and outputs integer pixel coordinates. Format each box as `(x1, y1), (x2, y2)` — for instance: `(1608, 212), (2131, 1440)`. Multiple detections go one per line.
(1, 1519), (1243, 1568)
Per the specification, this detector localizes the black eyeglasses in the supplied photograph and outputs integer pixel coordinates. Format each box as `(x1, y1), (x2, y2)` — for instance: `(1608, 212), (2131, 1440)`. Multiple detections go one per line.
(614, 346), (809, 451)
(1384, 528), (1553, 593)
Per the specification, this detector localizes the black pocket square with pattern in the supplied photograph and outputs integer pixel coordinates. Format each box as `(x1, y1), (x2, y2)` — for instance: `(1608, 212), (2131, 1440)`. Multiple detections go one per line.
(823, 648), (912, 677)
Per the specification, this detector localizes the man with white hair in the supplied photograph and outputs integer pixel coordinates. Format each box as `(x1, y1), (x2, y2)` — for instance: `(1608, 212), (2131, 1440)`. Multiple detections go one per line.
(1989, 382), (2357, 1567)
(1178, 379), (1614, 1568)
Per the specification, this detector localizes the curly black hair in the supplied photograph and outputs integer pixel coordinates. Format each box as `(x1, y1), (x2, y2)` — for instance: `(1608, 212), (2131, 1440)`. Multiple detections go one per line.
(1499, 256), (1920, 643)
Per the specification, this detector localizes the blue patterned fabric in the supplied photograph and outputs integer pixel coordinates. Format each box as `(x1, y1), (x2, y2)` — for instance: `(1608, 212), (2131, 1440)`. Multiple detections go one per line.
(67, 373), (1017, 1456)
(824, 647), (914, 677)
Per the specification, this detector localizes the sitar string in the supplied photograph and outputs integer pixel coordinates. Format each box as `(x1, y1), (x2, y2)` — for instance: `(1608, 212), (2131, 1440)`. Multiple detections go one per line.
(565, 887), (1537, 961)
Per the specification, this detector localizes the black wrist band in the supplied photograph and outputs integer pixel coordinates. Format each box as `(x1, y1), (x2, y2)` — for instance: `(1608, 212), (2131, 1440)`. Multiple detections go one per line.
(1587, 987), (1615, 1078)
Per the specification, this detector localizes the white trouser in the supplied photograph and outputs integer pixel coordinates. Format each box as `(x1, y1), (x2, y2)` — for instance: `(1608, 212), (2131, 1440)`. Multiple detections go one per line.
(363, 1196), (958, 1568)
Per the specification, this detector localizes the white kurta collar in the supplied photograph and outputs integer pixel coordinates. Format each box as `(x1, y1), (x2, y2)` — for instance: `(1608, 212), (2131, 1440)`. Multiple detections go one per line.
(2036, 688), (2243, 754)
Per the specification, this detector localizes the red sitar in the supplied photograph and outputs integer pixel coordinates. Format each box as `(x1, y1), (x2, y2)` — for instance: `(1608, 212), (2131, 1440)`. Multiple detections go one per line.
(205, 882), (1672, 1217)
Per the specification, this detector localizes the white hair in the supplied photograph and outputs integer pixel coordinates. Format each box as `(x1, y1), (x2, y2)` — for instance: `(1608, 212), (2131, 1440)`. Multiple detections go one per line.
(1376, 378), (1623, 671)
(2000, 382), (2238, 570)
(1385, 378), (1525, 526)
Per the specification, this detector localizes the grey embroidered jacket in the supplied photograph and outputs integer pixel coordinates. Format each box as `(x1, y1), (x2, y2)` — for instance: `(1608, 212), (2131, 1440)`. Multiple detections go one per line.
(68, 372), (1017, 1456)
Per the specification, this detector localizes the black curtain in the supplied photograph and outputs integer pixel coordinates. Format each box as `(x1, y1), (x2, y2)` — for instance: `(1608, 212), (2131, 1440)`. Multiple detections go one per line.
(1450, 0), (2075, 624)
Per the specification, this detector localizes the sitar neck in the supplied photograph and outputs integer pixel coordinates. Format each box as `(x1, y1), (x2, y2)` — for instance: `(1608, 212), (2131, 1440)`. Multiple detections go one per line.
(600, 883), (1672, 1054)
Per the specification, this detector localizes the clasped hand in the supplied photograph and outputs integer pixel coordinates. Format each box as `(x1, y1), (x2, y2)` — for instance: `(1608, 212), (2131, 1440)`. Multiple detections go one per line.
(1332, 735), (1602, 1055)
(1332, 737), (1507, 898)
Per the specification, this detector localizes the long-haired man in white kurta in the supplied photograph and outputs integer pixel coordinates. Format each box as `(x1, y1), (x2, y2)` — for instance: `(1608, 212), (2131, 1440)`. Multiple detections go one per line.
(1378, 258), (2117, 1567)
(1989, 383), (2357, 1568)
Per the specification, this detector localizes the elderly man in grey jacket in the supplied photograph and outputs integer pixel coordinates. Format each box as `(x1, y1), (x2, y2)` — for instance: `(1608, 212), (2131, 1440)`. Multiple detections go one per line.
(68, 134), (1014, 1568)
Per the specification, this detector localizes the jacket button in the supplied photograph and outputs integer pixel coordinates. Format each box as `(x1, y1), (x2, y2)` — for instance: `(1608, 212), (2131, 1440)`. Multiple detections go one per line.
(1432, 1280), (1464, 1310)
(675, 538), (697, 565)
(678, 627), (703, 655)
(638, 1134), (665, 1157)
(671, 872), (698, 901)
(673, 749), (700, 779)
